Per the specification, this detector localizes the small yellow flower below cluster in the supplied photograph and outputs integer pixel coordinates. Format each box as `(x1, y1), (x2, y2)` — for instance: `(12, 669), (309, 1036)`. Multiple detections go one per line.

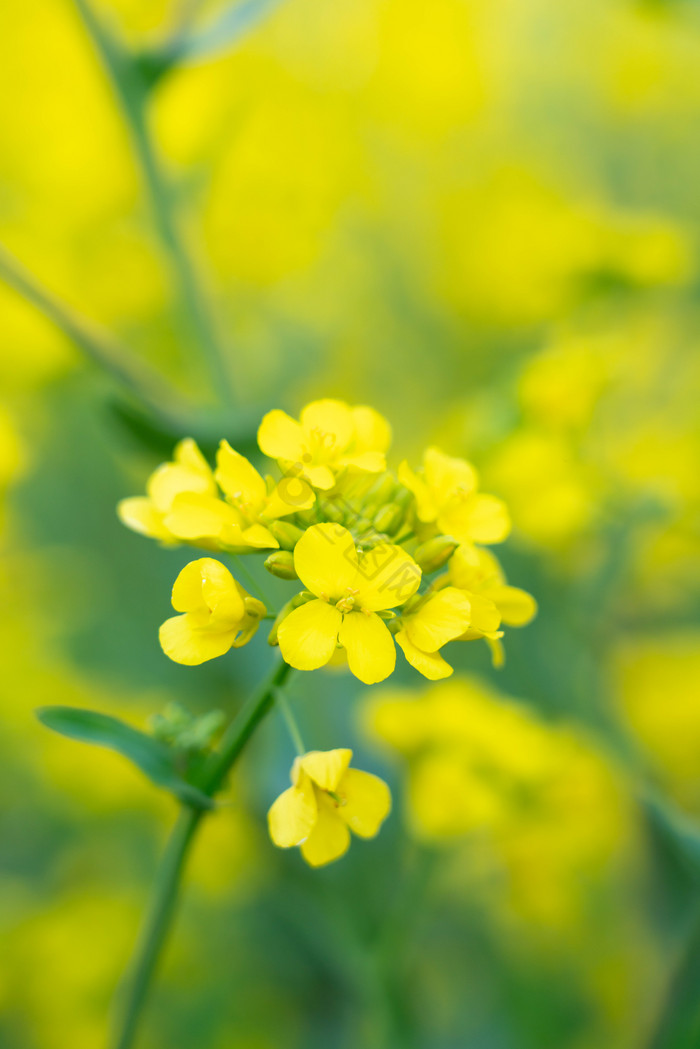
(159, 558), (266, 665)
(268, 748), (391, 867)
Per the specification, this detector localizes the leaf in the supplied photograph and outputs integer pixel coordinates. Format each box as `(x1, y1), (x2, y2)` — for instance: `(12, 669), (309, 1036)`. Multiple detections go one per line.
(36, 707), (214, 809)
(167, 0), (283, 66)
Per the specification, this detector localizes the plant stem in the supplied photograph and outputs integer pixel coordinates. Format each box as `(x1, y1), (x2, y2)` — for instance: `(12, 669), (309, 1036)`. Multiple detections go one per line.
(73, 0), (234, 405)
(275, 689), (305, 755)
(111, 657), (292, 1049)
(0, 242), (188, 427)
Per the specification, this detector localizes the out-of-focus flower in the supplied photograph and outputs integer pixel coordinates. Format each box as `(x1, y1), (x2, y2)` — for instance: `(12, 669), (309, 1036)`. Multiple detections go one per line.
(399, 446), (510, 545)
(258, 399), (390, 489)
(448, 545), (537, 629)
(277, 523), (421, 683)
(159, 558), (266, 665)
(268, 747), (391, 867)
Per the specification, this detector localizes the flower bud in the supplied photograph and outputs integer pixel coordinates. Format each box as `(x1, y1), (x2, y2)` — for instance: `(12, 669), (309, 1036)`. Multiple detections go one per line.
(413, 535), (459, 574)
(372, 504), (403, 535)
(267, 520), (305, 550)
(264, 550), (298, 580)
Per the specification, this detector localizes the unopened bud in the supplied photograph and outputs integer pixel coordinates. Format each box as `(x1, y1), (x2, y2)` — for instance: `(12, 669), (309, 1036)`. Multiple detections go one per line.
(413, 535), (459, 574)
(264, 550), (298, 580)
(362, 473), (397, 511)
(373, 504), (403, 535)
(267, 520), (305, 550)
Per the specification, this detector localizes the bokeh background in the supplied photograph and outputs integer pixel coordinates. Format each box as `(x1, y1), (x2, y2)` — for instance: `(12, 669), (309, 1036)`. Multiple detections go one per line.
(1, 0), (700, 1047)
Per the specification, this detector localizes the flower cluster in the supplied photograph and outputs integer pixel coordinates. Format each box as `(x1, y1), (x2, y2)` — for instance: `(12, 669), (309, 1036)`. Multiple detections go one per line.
(119, 399), (536, 684)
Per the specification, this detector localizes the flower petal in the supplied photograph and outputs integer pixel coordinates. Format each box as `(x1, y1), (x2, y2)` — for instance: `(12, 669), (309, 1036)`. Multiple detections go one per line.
(299, 748), (353, 792)
(172, 558), (245, 624)
(300, 794), (351, 867)
(396, 630), (454, 680)
(423, 446), (478, 499)
(164, 492), (242, 543)
(258, 409), (306, 462)
(268, 772), (318, 848)
(277, 599), (342, 671)
(215, 440), (267, 508)
(338, 611), (396, 684)
(339, 451), (386, 473)
(491, 585), (538, 626)
(355, 544), (421, 611)
(404, 587), (472, 652)
(337, 768), (391, 838)
(300, 399), (354, 453)
(398, 460), (436, 523)
(117, 497), (171, 541)
(293, 523), (359, 598)
(159, 614), (234, 665)
(351, 406), (392, 454)
(440, 493), (511, 544)
(263, 476), (316, 519)
(302, 464), (336, 490)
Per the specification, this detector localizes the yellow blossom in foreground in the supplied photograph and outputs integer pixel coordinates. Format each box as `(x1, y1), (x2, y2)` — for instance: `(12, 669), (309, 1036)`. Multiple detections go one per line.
(395, 586), (501, 680)
(277, 523), (421, 683)
(159, 558), (266, 665)
(267, 748), (391, 867)
(163, 439), (315, 551)
(118, 438), (217, 544)
(398, 446), (510, 545)
(258, 399), (391, 490)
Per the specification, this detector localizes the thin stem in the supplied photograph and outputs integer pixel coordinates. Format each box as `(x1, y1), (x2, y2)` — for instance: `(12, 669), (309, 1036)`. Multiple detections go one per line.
(73, 0), (234, 405)
(0, 243), (188, 426)
(275, 689), (305, 755)
(111, 658), (292, 1049)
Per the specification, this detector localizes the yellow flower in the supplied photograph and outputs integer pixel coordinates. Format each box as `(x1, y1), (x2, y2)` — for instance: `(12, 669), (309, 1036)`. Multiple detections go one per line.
(448, 545), (537, 628)
(159, 558), (266, 665)
(395, 586), (500, 680)
(118, 438), (217, 543)
(277, 523), (421, 684)
(258, 399), (391, 490)
(163, 440), (315, 551)
(398, 446), (510, 545)
(267, 748), (391, 867)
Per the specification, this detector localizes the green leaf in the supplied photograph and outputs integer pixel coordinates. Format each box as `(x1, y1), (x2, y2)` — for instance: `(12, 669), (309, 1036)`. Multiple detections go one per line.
(36, 706), (214, 809)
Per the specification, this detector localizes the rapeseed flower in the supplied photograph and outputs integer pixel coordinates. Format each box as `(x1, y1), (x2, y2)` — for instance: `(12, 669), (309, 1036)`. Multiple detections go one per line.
(395, 586), (500, 680)
(258, 399), (390, 490)
(398, 446), (510, 545)
(160, 558), (266, 665)
(267, 748), (391, 867)
(277, 523), (421, 683)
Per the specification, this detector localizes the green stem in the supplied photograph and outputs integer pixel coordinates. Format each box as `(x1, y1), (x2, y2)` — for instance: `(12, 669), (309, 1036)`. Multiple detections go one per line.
(275, 689), (305, 755)
(111, 657), (292, 1049)
(0, 243), (188, 426)
(73, 0), (234, 405)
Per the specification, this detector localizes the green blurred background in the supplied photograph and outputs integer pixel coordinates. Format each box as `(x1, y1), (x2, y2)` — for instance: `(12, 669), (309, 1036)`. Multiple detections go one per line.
(1, 0), (699, 1046)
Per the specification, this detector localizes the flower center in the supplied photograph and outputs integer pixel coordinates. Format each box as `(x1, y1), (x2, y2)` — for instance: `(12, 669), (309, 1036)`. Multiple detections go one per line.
(335, 586), (359, 614)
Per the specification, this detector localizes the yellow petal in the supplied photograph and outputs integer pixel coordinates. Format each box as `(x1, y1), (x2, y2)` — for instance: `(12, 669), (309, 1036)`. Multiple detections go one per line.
(300, 399), (354, 452)
(215, 440), (267, 508)
(117, 497), (171, 541)
(293, 523), (358, 598)
(337, 768), (391, 838)
(491, 585), (538, 626)
(147, 457), (215, 513)
(173, 437), (211, 474)
(488, 636), (505, 668)
(159, 614), (234, 665)
(339, 451), (386, 472)
(466, 593), (502, 634)
(423, 446), (478, 500)
(277, 599), (342, 671)
(299, 748), (353, 792)
(404, 587), (472, 652)
(263, 476), (316, 519)
(300, 794), (351, 867)
(395, 630), (454, 680)
(351, 406), (392, 453)
(172, 558), (246, 625)
(398, 460), (436, 522)
(268, 773), (318, 848)
(448, 544), (504, 589)
(440, 494), (511, 545)
(164, 492), (242, 543)
(302, 464), (336, 490)
(355, 544), (421, 611)
(239, 523), (279, 549)
(258, 409), (306, 462)
(338, 611), (396, 684)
